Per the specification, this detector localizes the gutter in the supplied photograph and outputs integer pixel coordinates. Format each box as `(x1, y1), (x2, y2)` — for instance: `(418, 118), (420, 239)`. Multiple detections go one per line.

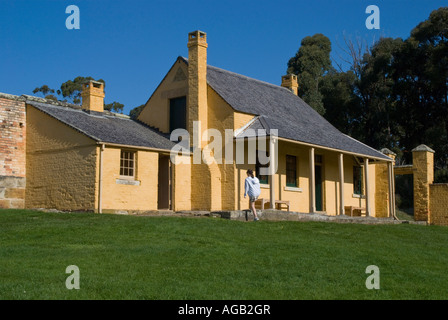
(96, 141), (189, 156)
(276, 136), (393, 163)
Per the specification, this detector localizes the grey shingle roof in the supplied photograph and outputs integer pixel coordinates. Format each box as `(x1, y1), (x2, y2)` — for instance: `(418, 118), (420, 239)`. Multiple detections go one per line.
(27, 101), (175, 151)
(178, 57), (390, 161)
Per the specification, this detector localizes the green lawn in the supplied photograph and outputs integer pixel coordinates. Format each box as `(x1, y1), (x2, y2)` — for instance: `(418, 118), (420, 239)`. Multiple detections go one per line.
(1, 209), (447, 300)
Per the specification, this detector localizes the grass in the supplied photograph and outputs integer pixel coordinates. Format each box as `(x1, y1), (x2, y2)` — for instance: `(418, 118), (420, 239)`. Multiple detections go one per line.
(395, 208), (414, 221)
(1, 209), (448, 300)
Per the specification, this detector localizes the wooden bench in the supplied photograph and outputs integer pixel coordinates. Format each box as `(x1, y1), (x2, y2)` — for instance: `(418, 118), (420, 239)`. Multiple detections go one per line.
(344, 206), (366, 217)
(272, 200), (290, 212)
(255, 198), (290, 212)
(254, 198), (268, 210)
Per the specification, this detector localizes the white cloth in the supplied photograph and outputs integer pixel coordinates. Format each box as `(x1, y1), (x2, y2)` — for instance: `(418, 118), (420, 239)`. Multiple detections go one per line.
(244, 177), (261, 198)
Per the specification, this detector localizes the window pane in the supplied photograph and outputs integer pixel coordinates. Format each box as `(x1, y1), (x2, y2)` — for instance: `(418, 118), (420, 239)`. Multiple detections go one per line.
(286, 155), (297, 187)
(353, 166), (363, 195)
(120, 150), (136, 177)
(255, 150), (269, 184)
(170, 96), (187, 133)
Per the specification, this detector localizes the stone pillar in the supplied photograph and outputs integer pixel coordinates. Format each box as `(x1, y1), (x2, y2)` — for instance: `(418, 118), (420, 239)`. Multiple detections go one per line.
(412, 145), (435, 221)
(364, 158), (370, 217)
(338, 153), (344, 215)
(269, 137), (276, 209)
(376, 148), (396, 218)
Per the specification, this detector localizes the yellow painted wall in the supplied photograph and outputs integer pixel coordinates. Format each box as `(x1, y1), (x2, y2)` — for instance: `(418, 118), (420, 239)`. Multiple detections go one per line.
(138, 60), (188, 133)
(319, 152), (377, 216)
(100, 147), (158, 212)
(234, 111), (255, 131)
(429, 183), (448, 226)
(320, 149), (339, 215)
(173, 156), (192, 211)
(25, 106), (97, 211)
(340, 155), (377, 216)
(207, 87), (237, 210)
(275, 143), (310, 213)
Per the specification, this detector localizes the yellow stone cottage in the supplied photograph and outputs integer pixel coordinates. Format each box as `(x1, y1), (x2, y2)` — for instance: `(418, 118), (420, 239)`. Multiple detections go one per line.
(0, 30), (399, 217)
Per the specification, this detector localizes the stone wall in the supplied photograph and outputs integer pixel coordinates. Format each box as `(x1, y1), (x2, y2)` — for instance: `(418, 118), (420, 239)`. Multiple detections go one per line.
(429, 183), (448, 226)
(25, 105), (97, 211)
(0, 94), (26, 209)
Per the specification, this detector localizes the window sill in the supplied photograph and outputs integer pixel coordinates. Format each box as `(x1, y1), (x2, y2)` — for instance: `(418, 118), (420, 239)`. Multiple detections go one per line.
(284, 186), (302, 192)
(352, 193), (365, 199)
(116, 178), (140, 186)
(260, 184), (270, 189)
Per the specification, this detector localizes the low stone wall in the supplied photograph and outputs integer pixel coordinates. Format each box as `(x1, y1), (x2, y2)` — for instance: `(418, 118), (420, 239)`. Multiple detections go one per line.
(0, 176), (26, 209)
(429, 183), (448, 226)
(215, 209), (424, 225)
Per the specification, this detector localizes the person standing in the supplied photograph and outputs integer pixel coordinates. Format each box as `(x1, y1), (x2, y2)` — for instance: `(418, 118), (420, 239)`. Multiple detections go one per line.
(244, 169), (261, 221)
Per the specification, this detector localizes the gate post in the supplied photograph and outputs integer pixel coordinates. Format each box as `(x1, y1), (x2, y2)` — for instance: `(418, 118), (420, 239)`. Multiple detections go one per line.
(412, 145), (435, 222)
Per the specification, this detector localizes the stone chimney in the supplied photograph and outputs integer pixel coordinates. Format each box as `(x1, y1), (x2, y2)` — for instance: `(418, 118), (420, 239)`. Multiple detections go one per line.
(81, 80), (105, 113)
(187, 30), (208, 147)
(281, 74), (298, 95)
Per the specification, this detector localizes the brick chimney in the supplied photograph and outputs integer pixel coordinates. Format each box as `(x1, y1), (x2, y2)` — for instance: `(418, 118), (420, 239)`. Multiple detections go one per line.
(187, 30), (208, 147)
(81, 80), (105, 113)
(281, 74), (298, 95)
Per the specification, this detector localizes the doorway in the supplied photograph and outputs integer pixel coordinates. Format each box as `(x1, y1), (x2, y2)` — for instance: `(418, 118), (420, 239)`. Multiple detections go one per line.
(158, 154), (172, 210)
(314, 154), (324, 212)
(315, 165), (323, 211)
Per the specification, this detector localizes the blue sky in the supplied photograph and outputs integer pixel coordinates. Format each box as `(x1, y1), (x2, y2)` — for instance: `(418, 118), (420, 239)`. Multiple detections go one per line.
(0, 0), (446, 115)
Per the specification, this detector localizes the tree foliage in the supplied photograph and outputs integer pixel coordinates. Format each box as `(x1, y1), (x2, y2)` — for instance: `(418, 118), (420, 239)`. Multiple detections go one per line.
(288, 7), (448, 180)
(287, 33), (332, 115)
(31, 77), (125, 113)
(129, 104), (145, 120)
(104, 101), (124, 113)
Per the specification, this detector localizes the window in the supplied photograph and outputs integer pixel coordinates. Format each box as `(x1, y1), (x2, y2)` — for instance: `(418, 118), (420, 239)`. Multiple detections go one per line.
(120, 150), (136, 178)
(353, 166), (363, 195)
(255, 150), (269, 185)
(286, 155), (297, 187)
(169, 96), (187, 133)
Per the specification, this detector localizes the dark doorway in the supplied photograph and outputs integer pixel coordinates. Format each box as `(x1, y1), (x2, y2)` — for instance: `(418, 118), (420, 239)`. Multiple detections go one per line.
(395, 174), (414, 220)
(315, 165), (323, 211)
(158, 154), (172, 210)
